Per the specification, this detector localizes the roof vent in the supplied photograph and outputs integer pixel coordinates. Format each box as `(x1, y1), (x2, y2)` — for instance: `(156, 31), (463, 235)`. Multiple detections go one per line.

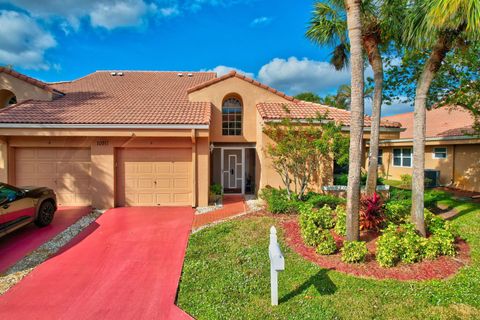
(187, 73), (193, 77)
(110, 72), (117, 76)
(178, 73), (183, 77)
(117, 72), (124, 76)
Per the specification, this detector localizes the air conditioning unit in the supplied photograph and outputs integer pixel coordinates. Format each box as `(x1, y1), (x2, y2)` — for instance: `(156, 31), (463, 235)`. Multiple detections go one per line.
(424, 169), (440, 188)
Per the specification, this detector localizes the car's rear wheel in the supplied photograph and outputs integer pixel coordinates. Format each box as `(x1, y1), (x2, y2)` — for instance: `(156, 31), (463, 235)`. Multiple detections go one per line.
(35, 201), (55, 227)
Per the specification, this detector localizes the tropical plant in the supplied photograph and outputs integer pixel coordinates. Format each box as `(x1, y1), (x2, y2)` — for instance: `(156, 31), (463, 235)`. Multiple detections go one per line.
(360, 192), (385, 231)
(259, 187), (299, 214)
(263, 114), (349, 200)
(306, 0), (407, 197)
(402, 0), (480, 236)
(315, 230), (338, 255)
(320, 84), (374, 110)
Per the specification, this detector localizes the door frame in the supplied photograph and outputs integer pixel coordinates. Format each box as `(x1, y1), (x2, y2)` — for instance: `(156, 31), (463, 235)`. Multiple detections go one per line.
(220, 147), (245, 194)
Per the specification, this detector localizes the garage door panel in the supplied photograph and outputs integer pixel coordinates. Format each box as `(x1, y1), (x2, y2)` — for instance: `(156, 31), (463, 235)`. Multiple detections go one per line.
(117, 148), (192, 206)
(16, 147), (92, 206)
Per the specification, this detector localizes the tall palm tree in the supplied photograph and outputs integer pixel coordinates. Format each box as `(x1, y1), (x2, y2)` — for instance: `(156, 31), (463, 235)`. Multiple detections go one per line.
(343, 0), (364, 241)
(405, 0), (480, 236)
(306, 0), (406, 197)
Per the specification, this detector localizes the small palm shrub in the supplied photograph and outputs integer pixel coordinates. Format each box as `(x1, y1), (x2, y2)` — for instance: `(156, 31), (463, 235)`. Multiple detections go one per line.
(360, 193), (385, 231)
(299, 203), (335, 246)
(341, 241), (368, 263)
(315, 230), (337, 255)
(334, 206), (347, 236)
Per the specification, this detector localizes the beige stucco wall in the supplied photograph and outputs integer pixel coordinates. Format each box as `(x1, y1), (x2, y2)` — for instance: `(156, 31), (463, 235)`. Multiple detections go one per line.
(0, 139), (7, 182)
(453, 144), (480, 192)
(188, 77), (291, 143)
(1, 133), (210, 208)
(0, 73), (52, 104)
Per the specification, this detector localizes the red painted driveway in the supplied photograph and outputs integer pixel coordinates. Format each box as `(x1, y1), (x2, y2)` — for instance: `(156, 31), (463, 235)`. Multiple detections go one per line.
(0, 207), (195, 320)
(0, 206), (91, 273)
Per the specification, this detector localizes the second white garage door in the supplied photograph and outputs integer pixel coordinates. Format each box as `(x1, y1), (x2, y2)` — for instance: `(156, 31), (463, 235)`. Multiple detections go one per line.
(116, 148), (192, 206)
(15, 147), (92, 206)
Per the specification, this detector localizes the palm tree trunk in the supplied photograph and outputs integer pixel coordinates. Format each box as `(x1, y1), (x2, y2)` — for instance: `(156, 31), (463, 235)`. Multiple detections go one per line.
(364, 34), (383, 196)
(412, 32), (458, 237)
(344, 0), (364, 241)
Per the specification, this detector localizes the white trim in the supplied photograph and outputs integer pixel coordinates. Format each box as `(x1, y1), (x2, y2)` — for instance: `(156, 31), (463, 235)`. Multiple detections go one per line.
(432, 147), (448, 159)
(392, 147), (413, 168)
(379, 135), (478, 144)
(0, 123), (209, 129)
(217, 146), (252, 194)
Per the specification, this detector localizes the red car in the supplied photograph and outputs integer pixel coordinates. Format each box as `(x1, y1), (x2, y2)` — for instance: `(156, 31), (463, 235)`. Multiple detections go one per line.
(0, 183), (57, 238)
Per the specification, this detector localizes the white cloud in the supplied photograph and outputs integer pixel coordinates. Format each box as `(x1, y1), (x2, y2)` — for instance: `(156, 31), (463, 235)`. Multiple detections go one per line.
(159, 6), (180, 17)
(257, 56), (352, 95)
(0, 10), (56, 70)
(90, 0), (153, 30)
(6, 0), (158, 30)
(250, 16), (272, 27)
(204, 65), (255, 79)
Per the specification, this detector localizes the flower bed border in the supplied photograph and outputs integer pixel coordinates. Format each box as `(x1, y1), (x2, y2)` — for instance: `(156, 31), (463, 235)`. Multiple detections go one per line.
(282, 217), (470, 281)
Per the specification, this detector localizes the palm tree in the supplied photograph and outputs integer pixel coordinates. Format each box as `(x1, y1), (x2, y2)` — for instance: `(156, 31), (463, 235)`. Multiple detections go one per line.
(405, 0), (480, 236)
(306, 0), (406, 197)
(343, 0), (364, 241)
(320, 84), (374, 110)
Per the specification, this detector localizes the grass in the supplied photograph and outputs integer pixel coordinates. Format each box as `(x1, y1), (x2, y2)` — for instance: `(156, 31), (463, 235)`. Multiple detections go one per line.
(177, 196), (480, 319)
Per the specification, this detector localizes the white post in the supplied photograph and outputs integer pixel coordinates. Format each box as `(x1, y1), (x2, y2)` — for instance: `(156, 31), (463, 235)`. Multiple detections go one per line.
(269, 226), (284, 306)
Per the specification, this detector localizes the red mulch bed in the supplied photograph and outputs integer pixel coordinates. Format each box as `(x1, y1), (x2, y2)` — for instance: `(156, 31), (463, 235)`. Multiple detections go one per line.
(282, 217), (470, 281)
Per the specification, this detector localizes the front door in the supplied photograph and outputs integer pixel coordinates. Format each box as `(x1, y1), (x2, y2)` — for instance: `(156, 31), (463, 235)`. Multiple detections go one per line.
(223, 149), (243, 193)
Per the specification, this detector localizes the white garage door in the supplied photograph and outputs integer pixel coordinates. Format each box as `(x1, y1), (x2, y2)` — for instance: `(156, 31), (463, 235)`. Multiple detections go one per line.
(117, 148), (192, 206)
(15, 148), (92, 206)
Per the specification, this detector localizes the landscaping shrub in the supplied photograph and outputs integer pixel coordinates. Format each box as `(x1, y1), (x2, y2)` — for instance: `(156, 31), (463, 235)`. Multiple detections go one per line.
(260, 188), (299, 214)
(399, 223), (425, 264)
(299, 203), (335, 246)
(341, 241), (368, 263)
(315, 230), (337, 255)
(376, 224), (402, 267)
(400, 174), (412, 188)
(210, 183), (223, 196)
(306, 194), (345, 209)
(360, 192), (385, 231)
(389, 187), (412, 201)
(384, 200), (411, 224)
(431, 228), (456, 256)
(334, 206), (347, 236)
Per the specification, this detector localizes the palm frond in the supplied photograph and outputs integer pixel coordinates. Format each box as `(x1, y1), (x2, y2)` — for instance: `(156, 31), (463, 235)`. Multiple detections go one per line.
(305, 1), (348, 47)
(330, 43), (349, 70)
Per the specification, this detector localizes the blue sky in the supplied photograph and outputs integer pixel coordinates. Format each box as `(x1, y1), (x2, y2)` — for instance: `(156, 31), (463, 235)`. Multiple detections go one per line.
(0, 0), (412, 116)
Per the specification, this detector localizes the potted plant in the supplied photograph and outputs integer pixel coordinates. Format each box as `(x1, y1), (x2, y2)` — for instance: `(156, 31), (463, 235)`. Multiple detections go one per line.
(209, 184), (223, 206)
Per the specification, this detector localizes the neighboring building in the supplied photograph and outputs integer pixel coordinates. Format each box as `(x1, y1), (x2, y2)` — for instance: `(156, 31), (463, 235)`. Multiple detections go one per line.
(374, 106), (480, 192)
(0, 67), (401, 209)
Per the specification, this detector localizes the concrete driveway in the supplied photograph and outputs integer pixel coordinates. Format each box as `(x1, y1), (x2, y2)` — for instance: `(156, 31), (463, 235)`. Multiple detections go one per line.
(0, 207), (194, 320)
(0, 206), (92, 273)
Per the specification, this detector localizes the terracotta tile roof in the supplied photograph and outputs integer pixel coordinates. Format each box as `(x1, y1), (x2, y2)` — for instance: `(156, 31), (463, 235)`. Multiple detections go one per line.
(187, 70), (299, 102)
(256, 102), (402, 128)
(0, 67), (64, 95)
(382, 106), (476, 138)
(0, 71), (216, 125)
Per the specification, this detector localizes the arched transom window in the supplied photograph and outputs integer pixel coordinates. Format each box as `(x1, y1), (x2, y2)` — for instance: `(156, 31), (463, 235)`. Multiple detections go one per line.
(222, 97), (242, 136)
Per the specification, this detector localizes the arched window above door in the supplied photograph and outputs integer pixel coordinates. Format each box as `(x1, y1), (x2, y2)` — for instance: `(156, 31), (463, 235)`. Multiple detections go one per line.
(222, 97), (242, 136)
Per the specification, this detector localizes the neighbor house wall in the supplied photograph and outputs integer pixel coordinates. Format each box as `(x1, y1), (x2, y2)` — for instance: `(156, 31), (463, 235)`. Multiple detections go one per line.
(453, 144), (480, 192)
(0, 73), (52, 102)
(378, 145), (454, 186)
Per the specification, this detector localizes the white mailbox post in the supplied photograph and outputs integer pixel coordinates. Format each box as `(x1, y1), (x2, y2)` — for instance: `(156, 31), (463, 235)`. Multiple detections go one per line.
(269, 226), (285, 306)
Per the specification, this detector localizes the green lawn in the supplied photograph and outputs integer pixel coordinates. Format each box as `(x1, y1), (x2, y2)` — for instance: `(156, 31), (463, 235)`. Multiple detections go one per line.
(177, 197), (480, 319)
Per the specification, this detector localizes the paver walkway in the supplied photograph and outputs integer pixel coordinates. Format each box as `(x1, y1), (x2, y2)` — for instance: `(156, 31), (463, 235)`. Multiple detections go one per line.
(193, 195), (247, 229)
(0, 206), (91, 273)
(0, 207), (194, 320)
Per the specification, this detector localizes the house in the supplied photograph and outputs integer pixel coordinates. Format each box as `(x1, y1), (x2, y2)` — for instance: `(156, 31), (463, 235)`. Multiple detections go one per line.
(375, 106), (480, 192)
(0, 67), (402, 209)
